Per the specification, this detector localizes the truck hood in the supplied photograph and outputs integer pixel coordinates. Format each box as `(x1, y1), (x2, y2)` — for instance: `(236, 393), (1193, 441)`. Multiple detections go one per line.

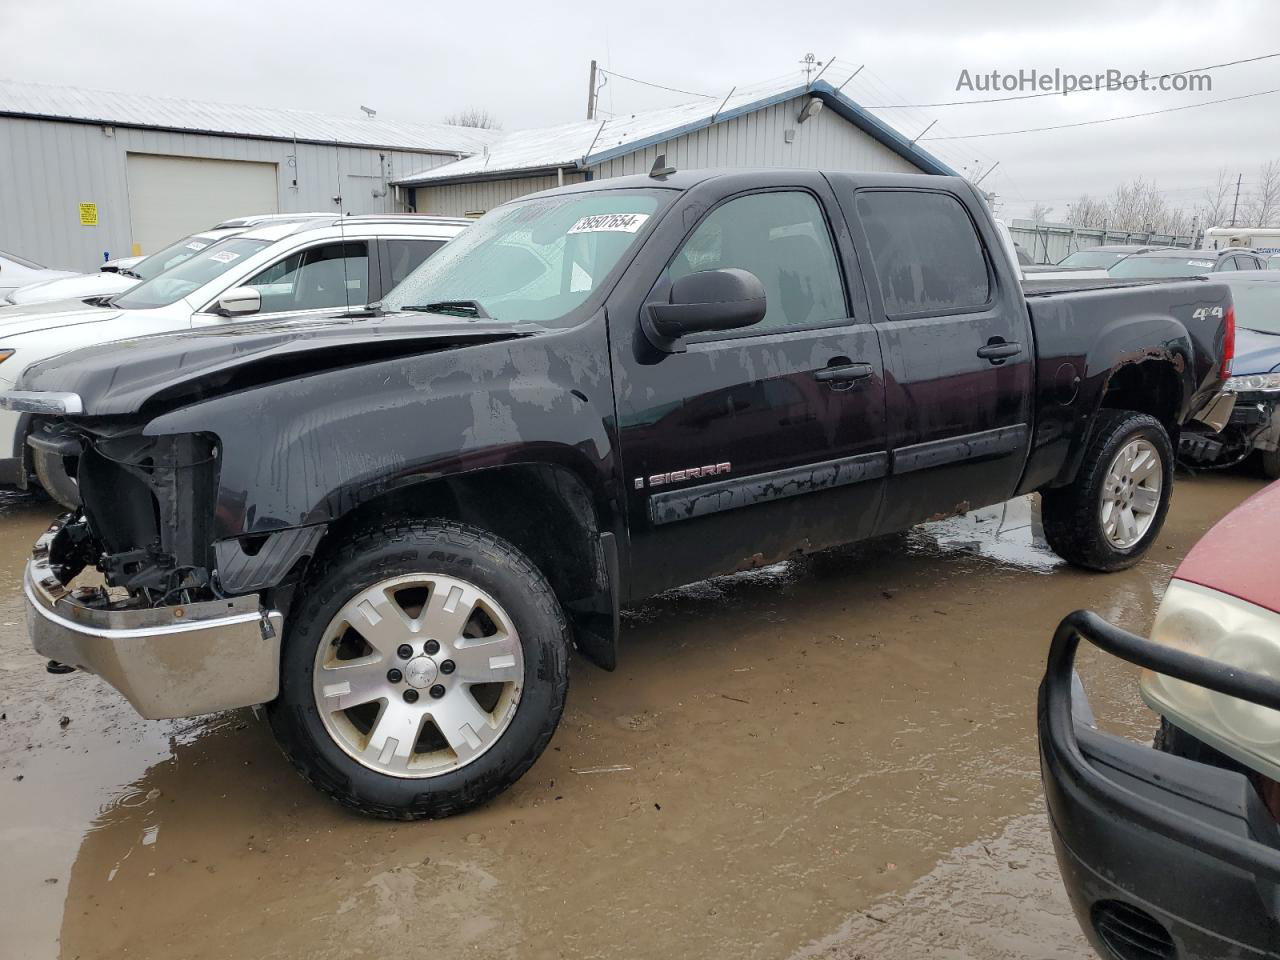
(0, 298), (125, 340)
(7, 271), (137, 306)
(18, 310), (538, 416)
(1233, 326), (1280, 375)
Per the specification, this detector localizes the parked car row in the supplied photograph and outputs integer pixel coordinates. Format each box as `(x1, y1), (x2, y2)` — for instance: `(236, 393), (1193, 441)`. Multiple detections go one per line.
(0, 213), (469, 504)
(4, 167), (1235, 820)
(2, 212), (335, 306)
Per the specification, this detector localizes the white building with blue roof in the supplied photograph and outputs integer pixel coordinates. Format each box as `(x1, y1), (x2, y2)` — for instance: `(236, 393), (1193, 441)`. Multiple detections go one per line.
(395, 76), (957, 217)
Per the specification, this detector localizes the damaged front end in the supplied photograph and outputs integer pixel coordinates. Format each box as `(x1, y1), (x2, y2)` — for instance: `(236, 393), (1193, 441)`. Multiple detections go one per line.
(22, 415), (283, 719)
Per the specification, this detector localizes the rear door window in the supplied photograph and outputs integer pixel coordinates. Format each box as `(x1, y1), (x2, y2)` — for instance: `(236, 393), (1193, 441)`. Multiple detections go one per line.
(856, 190), (991, 317)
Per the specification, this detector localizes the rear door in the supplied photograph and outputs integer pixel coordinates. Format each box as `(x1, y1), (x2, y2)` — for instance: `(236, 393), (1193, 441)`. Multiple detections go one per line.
(609, 172), (888, 598)
(836, 182), (1033, 533)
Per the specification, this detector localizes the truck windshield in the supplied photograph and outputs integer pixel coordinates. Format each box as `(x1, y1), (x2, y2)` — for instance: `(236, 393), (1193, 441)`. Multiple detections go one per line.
(112, 238), (269, 309)
(383, 189), (670, 324)
(1223, 279), (1280, 334)
(1109, 256), (1216, 278)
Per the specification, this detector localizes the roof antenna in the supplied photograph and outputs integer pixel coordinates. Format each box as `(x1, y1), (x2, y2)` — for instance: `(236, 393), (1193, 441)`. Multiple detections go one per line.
(649, 154), (676, 180)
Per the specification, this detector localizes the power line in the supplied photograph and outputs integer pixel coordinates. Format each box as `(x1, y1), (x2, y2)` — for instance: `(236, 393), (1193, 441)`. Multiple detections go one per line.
(861, 51), (1280, 108)
(922, 87), (1280, 140)
(598, 68), (714, 99)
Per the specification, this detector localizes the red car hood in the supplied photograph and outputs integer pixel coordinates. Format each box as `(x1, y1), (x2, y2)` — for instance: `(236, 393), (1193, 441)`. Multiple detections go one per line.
(1175, 480), (1280, 614)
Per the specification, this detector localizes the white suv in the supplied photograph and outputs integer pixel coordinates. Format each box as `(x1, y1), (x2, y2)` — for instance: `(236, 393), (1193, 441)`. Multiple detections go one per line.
(0, 214), (469, 504)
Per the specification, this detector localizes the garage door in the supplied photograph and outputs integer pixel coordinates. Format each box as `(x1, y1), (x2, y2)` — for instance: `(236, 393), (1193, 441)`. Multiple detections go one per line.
(126, 154), (279, 254)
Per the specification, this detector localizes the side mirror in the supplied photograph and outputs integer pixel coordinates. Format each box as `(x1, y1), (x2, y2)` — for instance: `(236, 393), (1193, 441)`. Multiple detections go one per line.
(215, 286), (261, 317)
(642, 268), (766, 352)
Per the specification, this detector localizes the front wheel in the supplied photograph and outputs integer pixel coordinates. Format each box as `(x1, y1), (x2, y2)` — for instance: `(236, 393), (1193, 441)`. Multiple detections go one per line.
(268, 519), (569, 820)
(1262, 448), (1280, 480)
(1042, 410), (1174, 572)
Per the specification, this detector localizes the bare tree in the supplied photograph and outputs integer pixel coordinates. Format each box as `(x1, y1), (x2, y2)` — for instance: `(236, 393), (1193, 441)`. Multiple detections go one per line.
(1066, 194), (1108, 229)
(1197, 168), (1235, 230)
(1028, 203), (1055, 223)
(1243, 160), (1280, 227)
(443, 107), (502, 130)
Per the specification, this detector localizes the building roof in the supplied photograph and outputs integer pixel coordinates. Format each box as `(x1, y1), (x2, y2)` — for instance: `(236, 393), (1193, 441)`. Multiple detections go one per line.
(0, 78), (503, 155)
(394, 76), (957, 186)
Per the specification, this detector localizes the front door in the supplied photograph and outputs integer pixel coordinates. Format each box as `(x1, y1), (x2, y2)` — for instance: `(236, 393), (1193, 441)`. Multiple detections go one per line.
(837, 184), (1033, 533)
(610, 174), (888, 599)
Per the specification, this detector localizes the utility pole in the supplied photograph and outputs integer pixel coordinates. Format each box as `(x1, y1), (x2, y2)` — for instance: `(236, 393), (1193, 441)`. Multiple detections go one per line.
(586, 59), (598, 120)
(1230, 172), (1243, 227)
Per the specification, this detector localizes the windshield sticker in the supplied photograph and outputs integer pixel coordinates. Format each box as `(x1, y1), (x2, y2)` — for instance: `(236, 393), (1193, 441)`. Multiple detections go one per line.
(1188, 260), (1215, 268)
(568, 213), (650, 235)
(185, 241), (209, 251)
(209, 250), (240, 264)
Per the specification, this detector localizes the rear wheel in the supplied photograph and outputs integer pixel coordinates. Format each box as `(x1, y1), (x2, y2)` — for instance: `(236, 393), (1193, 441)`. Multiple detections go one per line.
(1042, 411), (1173, 571)
(268, 519), (569, 820)
(31, 447), (80, 509)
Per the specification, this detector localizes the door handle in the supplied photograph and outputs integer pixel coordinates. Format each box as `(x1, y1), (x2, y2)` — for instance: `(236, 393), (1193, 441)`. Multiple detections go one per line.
(976, 340), (1022, 364)
(814, 362), (874, 384)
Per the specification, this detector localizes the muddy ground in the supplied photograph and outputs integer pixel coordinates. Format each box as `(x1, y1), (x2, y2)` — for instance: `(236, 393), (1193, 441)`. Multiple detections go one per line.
(0, 470), (1267, 960)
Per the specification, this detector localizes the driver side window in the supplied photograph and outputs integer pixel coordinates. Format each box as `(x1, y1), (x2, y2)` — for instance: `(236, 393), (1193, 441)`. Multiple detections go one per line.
(245, 241), (370, 313)
(671, 191), (846, 331)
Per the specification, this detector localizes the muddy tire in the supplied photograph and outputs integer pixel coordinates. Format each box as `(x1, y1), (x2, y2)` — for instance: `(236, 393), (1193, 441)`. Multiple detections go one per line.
(268, 518), (569, 820)
(1042, 410), (1173, 572)
(1262, 449), (1280, 480)
(31, 447), (80, 509)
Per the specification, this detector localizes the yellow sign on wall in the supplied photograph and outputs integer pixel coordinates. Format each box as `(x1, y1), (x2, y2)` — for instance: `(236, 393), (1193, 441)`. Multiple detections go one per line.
(79, 202), (98, 226)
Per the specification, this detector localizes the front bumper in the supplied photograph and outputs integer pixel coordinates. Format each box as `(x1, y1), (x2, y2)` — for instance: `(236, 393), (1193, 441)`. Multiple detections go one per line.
(1040, 611), (1280, 958)
(25, 517), (283, 720)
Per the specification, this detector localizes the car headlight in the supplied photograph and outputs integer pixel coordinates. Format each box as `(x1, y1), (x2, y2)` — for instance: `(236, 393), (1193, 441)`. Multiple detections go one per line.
(1225, 373), (1280, 393)
(1140, 579), (1280, 781)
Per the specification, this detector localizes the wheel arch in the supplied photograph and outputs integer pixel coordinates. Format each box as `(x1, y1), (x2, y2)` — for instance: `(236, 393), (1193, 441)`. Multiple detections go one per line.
(287, 460), (622, 671)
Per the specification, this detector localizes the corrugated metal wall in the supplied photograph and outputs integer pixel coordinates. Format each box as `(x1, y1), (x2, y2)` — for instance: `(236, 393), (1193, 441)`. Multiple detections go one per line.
(413, 173), (586, 217)
(0, 116), (458, 270)
(415, 96), (921, 216)
(589, 95), (921, 179)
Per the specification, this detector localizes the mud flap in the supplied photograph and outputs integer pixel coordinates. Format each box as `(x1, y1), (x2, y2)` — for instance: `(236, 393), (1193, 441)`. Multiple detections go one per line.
(569, 532), (620, 671)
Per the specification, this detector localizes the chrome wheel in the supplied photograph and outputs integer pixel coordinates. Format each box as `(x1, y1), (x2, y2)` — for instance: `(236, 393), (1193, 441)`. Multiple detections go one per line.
(312, 573), (524, 778)
(1101, 438), (1162, 549)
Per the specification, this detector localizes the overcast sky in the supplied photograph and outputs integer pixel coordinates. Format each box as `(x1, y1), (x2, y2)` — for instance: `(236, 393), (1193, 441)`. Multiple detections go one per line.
(4, 0), (1278, 220)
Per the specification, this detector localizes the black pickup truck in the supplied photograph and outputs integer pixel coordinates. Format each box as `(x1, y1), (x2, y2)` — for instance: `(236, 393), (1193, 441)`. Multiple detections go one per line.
(7, 169), (1234, 819)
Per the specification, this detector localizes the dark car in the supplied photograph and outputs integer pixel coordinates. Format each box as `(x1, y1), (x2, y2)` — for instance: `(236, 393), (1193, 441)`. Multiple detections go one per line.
(7, 168), (1234, 820)
(1040, 480), (1280, 960)
(1180, 271), (1280, 476)
(1111, 247), (1270, 278)
(1056, 244), (1174, 270)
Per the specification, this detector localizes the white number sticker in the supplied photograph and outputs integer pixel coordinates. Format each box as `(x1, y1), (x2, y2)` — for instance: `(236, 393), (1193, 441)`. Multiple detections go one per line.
(1192, 306), (1225, 319)
(208, 250), (240, 264)
(1187, 260), (1215, 268)
(185, 241), (209, 251)
(567, 213), (650, 235)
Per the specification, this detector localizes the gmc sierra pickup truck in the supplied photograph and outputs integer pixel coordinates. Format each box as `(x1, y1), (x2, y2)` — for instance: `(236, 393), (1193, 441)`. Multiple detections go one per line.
(7, 168), (1234, 820)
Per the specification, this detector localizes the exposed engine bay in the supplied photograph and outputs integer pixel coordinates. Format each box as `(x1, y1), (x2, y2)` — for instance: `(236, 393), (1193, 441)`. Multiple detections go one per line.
(37, 419), (222, 608)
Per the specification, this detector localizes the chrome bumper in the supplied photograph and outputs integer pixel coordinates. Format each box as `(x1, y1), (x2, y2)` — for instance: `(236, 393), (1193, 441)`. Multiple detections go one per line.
(25, 519), (283, 720)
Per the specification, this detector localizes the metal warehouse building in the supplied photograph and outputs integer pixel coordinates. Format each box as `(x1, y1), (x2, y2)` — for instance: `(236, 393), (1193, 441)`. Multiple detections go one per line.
(398, 77), (955, 216)
(0, 80), (500, 271)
